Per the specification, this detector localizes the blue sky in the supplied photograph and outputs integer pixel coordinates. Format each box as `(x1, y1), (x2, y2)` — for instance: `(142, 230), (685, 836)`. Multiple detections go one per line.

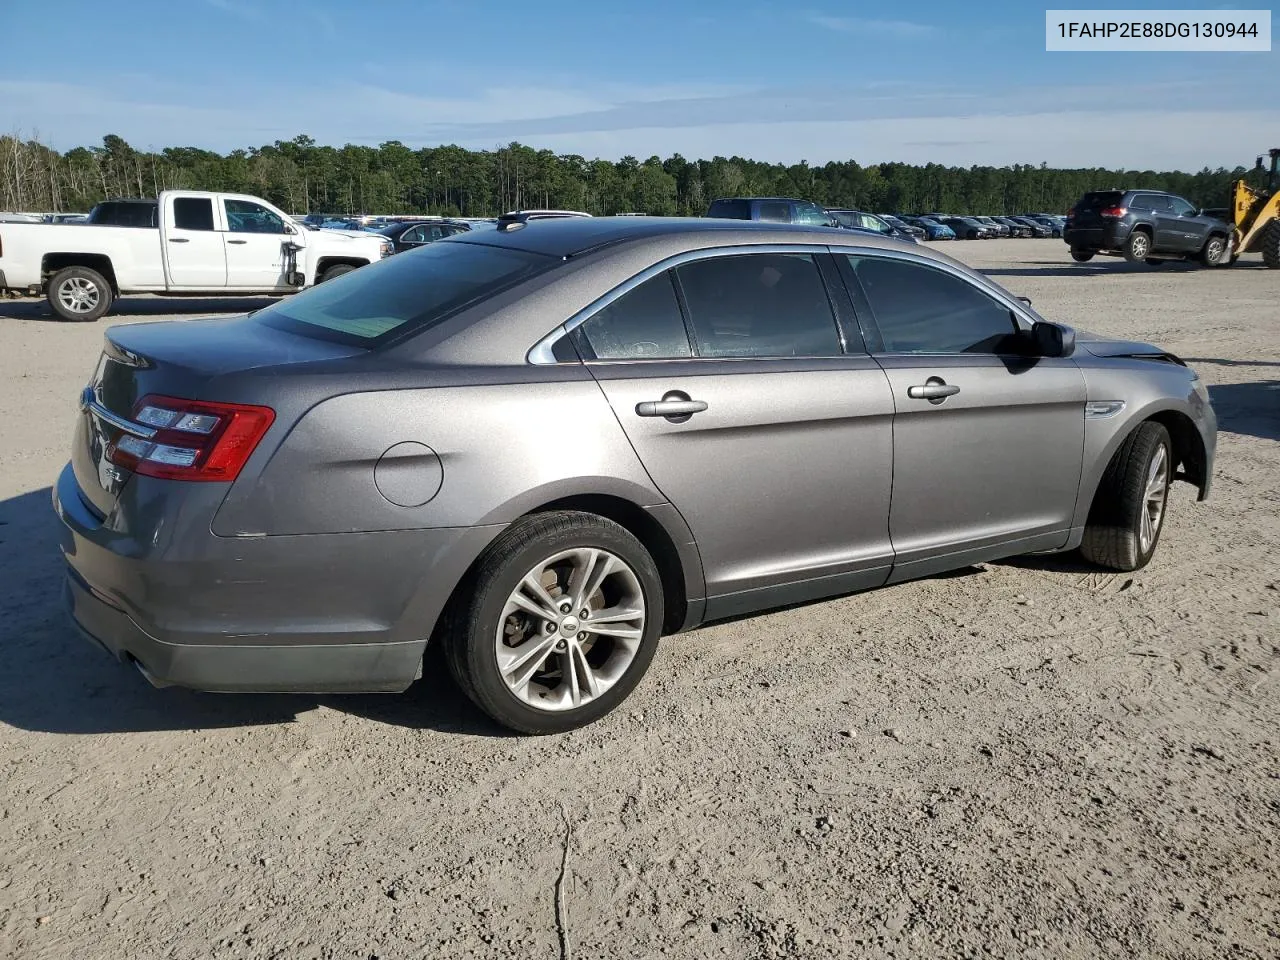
(1, 0), (1275, 169)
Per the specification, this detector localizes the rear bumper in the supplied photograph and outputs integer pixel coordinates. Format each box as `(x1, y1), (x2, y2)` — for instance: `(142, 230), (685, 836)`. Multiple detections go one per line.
(63, 570), (424, 692)
(1064, 222), (1128, 251)
(53, 461), (503, 693)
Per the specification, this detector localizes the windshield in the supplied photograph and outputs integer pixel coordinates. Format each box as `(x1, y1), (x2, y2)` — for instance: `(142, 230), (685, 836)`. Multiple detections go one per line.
(253, 240), (557, 346)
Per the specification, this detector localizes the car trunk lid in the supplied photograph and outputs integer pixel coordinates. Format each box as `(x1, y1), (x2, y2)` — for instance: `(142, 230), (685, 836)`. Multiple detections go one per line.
(72, 316), (364, 518)
(1070, 191), (1125, 228)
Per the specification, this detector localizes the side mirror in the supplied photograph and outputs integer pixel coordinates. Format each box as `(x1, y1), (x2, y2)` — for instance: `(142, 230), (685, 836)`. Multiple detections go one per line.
(1031, 320), (1075, 358)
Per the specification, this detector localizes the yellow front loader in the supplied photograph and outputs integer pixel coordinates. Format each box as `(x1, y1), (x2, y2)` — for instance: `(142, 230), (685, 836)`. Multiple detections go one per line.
(1231, 147), (1280, 268)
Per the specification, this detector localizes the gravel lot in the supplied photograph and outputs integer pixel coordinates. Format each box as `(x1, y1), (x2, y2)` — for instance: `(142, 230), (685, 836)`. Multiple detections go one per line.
(1, 240), (1277, 960)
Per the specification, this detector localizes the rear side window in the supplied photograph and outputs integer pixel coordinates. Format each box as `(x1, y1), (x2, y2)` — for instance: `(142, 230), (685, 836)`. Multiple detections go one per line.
(578, 273), (692, 360)
(755, 201), (792, 222)
(705, 199), (750, 220)
(675, 253), (842, 358)
(173, 198), (215, 231)
(254, 241), (556, 346)
(845, 255), (1019, 354)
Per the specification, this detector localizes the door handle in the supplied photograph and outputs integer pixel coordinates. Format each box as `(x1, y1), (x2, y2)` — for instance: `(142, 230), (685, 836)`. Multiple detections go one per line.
(227, 239), (247, 245)
(635, 395), (708, 421)
(168, 237), (189, 243)
(907, 378), (960, 404)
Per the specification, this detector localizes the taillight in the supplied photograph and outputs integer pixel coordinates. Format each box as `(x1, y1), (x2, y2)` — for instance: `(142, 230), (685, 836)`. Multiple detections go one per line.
(1100, 206), (1127, 218)
(108, 395), (275, 482)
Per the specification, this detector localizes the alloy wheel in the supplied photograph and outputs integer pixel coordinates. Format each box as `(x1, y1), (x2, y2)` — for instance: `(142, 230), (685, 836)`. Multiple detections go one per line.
(494, 548), (645, 712)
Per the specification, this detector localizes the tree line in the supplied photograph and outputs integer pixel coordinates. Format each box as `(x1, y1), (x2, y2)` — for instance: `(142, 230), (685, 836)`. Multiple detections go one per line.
(0, 132), (1252, 218)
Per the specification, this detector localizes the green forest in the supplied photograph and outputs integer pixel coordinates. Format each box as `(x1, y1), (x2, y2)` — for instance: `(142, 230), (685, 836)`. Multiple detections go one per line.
(0, 133), (1252, 217)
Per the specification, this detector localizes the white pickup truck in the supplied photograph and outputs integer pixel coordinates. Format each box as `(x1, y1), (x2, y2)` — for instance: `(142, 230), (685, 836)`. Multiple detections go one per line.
(0, 190), (391, 321)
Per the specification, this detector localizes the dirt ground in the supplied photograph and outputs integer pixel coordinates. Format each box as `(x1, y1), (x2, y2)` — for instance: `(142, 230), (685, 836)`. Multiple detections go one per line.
(1, 240), (1276, 960)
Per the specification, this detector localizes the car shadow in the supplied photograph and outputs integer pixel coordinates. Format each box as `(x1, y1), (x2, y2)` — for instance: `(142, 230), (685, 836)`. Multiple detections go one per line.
(0, 296), (281, 322)
(1207, 380), (1280, 442)
(0, 486), (505, 737)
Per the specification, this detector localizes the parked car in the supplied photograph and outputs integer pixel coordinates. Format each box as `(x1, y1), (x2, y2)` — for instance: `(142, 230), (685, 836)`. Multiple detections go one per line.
(55, 217), (1216, 733)
(827, 208), (918, 242)
(1008, 216), (1053, 238)
(374, 218), (472, 253)
(705, 197), (835, 226)
(43, 213), (88, 224)
(973, 216), (1011, 238)
(1016, 215), (1061, 238)
(0, 190), (392, 321)
(1064, 190), (1233, 265)
(879, 214), (926, 241)
(901, 216), (956, 240)
(993, 217), (1032, 238)
(940, 216), (993, 240)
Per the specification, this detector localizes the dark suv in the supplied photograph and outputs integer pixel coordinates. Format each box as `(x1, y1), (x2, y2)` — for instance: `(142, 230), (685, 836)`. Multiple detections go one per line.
(705, 197), (836, 227)
(1064, 190), (1231, 266)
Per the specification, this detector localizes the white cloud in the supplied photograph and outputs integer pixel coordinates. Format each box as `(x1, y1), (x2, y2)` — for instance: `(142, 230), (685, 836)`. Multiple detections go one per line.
(808, 15), (934, 37)
(0, 76), (1273, 171)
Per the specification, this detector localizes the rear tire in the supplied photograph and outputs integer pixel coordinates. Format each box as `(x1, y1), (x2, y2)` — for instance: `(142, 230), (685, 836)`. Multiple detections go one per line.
(1070, 250), (1095, 262)
(47, 266), (113, 322)
(1123, 229), (1152, 263)
(1079, 422), (1172, 572)
(442, 511), (664, 734)
(1199, 233), (1227, 267)
(1262, 220), (1280, 269)
(318, 263), (356, 283)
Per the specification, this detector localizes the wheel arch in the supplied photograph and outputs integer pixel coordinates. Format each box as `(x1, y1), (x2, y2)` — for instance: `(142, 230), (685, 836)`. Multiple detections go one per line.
(1075, 404), (1210, 527)
(315, 256), (372, 277)
(41, 253), (119, 293)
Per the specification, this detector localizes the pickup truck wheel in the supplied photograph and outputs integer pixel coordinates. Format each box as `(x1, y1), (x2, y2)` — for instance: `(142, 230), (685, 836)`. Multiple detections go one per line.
(1123, 229), (1152, 262)
(1070, 250), (1095, 262)
(48, 266), (113, 322)
(1080, 422), (1172, 572)
(318, 263), (355, 283)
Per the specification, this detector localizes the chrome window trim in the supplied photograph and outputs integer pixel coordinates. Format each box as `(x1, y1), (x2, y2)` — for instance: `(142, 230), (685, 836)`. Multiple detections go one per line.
(526, 243), (840, 365)
(826, 243), (1041, 335)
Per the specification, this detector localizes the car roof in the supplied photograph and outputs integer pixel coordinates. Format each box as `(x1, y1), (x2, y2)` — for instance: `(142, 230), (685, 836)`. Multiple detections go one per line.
(447, 215), (939, 261)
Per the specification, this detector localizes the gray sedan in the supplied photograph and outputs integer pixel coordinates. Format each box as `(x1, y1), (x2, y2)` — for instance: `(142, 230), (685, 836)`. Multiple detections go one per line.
(56, 218), (1216, 733)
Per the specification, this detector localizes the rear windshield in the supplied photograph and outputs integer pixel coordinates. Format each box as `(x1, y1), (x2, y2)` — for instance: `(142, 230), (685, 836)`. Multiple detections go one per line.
(705, 199), (750, 220)
(253, 240), (557, 346)
(1076, 191), (1124, 212)
(87, 202), (157, 227)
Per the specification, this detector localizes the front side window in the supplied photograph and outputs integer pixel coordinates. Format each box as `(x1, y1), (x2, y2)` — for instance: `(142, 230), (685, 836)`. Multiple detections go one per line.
(675, 253), (842, 358)
(400, 225), (427, 243)
(225, 199), (285, 234)
(845, 255), (1019, 354)
(254, 241), (556, 345)
(1168, 197), (1197, 217)
(578, 272), (692, 360)
(172, 197), (214, 231)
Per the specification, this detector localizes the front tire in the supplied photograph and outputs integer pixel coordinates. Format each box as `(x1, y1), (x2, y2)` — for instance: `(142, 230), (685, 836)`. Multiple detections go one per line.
(318, 263), (356, 283)
(48, 266), (113, 322)
(1070, 250), (1095, 262)
(442, 511), (664, 734)
(1199, 234), (1227, 267)
(1123, 229), (1152, 262)
(1262, 221), (1280, 269)
(1080, 422), (1172, 572)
